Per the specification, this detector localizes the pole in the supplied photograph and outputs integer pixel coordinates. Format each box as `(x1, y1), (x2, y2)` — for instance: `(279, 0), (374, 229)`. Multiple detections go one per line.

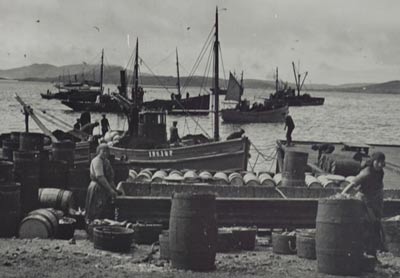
(213, 7), (220, 141)
(176, 48), (181, 96)
(100, 49), (104, 94)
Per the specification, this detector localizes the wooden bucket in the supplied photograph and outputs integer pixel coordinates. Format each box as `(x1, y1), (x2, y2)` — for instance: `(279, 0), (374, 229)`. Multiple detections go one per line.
(272, 232), (297, 254)
(132, 223), (163, 244)
(217, 229), (235, 252)
(169, 193), (217, 271)
(296, 231), (316, 260)
(93, 226), (134, 253)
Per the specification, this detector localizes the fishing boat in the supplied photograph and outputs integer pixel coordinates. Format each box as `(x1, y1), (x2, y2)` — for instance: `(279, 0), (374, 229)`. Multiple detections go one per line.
(41, 50), (105, 102)
(108, 8), (250, 171)
(221, 72), (288, 123)
(61, 47), (211, 115)
(269, 65), (325, 106)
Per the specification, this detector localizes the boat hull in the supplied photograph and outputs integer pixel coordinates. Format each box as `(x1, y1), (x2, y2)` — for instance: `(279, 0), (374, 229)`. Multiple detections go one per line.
(221, 105), (288, 123)
(61, 100), (123, 113)
(41, 90), (100, 102)
(282, 96), (324, 106)
(110, 137), (249, 171)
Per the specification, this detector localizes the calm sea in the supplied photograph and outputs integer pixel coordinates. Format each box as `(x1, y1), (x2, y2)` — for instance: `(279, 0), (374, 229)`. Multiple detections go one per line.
(1, 80), (399, 171)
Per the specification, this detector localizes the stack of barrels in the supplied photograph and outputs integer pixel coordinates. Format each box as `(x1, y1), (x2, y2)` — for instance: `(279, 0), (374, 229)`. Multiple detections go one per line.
(13, 132), (47, 215)
(0, 161), (20, 237)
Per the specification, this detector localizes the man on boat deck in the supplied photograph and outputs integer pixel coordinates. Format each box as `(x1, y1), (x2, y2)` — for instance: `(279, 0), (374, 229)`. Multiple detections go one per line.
(169, 121), (180, 145)
(227, 129), (245, 140)
(284, 114), (295, 146)
(101, 114), (111, 136)
(73, 119), (81, 130)
(85, 144), (121, 224)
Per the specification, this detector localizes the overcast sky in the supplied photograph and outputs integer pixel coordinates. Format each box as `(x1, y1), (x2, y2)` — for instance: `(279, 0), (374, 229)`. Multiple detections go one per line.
(1, 0), (400, 85)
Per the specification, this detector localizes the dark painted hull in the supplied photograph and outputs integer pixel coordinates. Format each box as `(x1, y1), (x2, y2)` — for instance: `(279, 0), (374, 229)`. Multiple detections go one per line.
(62, 94), (211, 115)
(221, 105), (289, 123)
(41, 90), (100, 102)
(279, 96), (325, 106)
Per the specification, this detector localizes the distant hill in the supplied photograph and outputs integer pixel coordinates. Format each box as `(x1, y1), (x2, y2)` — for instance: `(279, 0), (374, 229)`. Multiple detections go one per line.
(1, 63), (400, 94)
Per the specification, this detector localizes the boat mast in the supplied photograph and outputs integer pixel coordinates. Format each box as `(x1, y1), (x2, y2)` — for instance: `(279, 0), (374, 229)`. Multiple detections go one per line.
(176, 48), (181, 96)
(133, 38), (139, 103)
(275, 67), (279, 93)
(292, 61), (300, 96)
(213, 7), (220, 141)
(100, 48), (104, 94)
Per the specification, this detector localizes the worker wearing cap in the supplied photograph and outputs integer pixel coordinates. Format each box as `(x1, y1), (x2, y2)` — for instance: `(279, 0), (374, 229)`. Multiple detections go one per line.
(85, 143), (121, 224)
(101, 114), (110, 137)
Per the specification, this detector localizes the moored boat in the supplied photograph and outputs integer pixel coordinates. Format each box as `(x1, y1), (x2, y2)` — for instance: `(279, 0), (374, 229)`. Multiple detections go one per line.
(221, 72), (288, 123)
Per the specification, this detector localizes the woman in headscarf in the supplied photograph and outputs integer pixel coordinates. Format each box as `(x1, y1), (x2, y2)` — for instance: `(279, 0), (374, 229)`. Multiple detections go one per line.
(342, 151), (386, 259)
(85, 143), (121, 224)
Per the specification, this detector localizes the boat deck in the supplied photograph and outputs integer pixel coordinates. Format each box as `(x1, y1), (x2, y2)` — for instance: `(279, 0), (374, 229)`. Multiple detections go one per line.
(277, 140), (400, 189)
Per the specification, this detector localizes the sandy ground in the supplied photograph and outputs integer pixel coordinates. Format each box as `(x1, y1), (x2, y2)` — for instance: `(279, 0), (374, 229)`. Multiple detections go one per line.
(1, 231), (400, 278)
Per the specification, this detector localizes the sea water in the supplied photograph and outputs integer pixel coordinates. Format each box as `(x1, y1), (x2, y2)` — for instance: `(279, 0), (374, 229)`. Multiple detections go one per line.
(1, 80), (399, 172)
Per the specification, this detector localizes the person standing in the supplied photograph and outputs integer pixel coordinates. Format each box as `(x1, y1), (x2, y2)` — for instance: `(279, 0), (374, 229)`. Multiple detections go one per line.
(73, 119), (81, 130)
(101, 114), (110, 136)
(169, 121), (180, 144)
(284, 114), (295, 146)
(85, 144), (121, 224)
(342, 151), (386, 260)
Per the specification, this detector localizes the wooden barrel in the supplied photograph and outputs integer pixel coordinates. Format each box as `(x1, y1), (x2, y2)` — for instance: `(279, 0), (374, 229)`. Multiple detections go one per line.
(0, 182), (21, 237)
(52, 140), (75, 167)
(331, 159), (361, 177)
(167, 170), (184, 182)
(19, 208), (59, 239)
(213, 172), (229, 185)
(282, 150), (308, 187)
(296, 232), (316, 260)
(38, 188), (75, 213)
(305, 175), (322, 188)
(169, 193), (217, 271)
(316, 198), (364, 276)
(159, 230), (170, 260)
(2, 139), (19, 161)
(19, 132), (45, 151)
(273, 173), (282, 187)
(40, 160), (69, 188)
(381, 219), (400, 256)
(232, 227), (257, 250)
(126, 169), (138, 182)
(152, 170), (168, 183)
(199, 171), (213, 180)
(0, 161), (14, 183)
(136, 170), (152, 182)
(13, 150), (41, 215)
(228, 172), (243, 186)
(272, 232), (297, 254)
(243, 173), (260, 186)
(183, 170), (199, 182)
(317, 175), (337, 189)
(132, 223), (163, 244)
(258, 173), (276, 187)
(93, 226), (134, 253)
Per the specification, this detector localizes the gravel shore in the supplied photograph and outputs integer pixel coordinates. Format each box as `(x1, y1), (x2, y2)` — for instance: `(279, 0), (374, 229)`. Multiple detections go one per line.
(1, 231), (400, 278)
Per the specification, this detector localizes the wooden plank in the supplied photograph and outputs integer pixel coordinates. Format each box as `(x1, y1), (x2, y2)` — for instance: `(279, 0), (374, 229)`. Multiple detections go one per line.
(115, 197), (400, 229)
